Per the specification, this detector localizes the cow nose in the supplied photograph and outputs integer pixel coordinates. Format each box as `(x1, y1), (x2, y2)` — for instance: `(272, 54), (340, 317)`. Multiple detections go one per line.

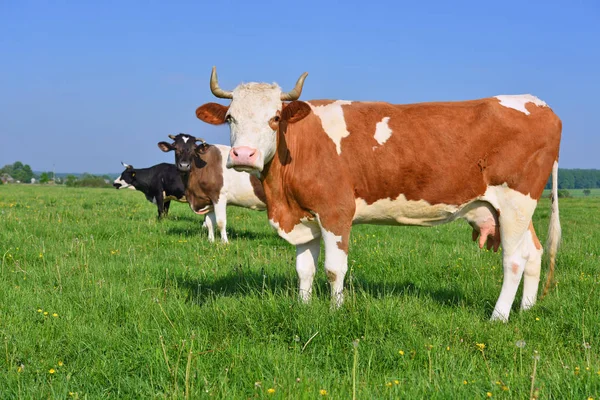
(178, 162), (190, 171)
(230, 146), (258, 166)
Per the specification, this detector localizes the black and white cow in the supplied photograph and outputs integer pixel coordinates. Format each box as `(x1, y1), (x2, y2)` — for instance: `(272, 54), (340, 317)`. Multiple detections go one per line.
(113, 162), (186, 218)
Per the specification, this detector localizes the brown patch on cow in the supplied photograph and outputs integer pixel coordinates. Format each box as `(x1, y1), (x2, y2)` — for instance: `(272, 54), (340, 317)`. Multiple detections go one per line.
(196, 103), (229, 125)
(249, 175), (267, 204)
(511, 262), (520, 275)
(326, 270), (337, 283)
(529, 221), (542, 250)
(185, 145), (224, 212)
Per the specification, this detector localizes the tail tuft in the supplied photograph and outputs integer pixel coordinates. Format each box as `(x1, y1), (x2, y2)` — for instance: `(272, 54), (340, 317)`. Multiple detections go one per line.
(541, 161), (561, 298)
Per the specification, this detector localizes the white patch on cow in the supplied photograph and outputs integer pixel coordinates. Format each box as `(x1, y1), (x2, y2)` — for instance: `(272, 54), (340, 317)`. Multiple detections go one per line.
(309, 100), (352, 155)
(215, 144), (267, 211)
(494, 94), (548, 115)
(373, 116), (392, 145)
(480, 184), (537, 254)
(113, 176), (131, 189)
(227, 83), (283, 170)
(182, 136), (190, 143)
(269, 218), (321, 245)
(354, 195), (459, 226)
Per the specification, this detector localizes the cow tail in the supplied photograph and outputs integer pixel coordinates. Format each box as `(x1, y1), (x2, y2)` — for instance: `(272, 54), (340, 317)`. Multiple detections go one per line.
(541, 160), (561, 298)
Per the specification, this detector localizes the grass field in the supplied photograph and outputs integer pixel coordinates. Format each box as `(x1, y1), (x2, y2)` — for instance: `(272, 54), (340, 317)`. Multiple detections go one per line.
(1, 185), (599, 399)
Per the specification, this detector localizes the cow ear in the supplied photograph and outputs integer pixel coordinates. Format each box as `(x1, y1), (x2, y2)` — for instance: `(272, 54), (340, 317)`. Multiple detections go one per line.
(157, 142), (173, 152)
(195, 143), (209, 155)
(196, 103), (229, 125)
(281, 101), (311, 124)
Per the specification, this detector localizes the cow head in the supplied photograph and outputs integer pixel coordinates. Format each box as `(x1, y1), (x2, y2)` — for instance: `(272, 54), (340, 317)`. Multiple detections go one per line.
(113, 162), (137, 189)
(158, 133), (209, 172)
(195, 67), (311, 174)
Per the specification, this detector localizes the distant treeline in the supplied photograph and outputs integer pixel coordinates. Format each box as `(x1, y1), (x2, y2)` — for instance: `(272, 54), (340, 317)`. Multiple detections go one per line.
(545, 169), (600, 189)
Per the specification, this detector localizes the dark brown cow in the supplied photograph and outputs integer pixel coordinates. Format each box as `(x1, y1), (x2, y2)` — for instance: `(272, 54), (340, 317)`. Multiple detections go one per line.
(158, 133), (266, 243)
(196, 67), (562, 321)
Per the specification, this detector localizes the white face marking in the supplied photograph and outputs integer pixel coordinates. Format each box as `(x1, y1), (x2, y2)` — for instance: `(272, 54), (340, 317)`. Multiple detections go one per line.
(227, 83), (283, 170)
(182, 136), (190, 143)
(269, 218), (321, 245)
(494, 95), (548, 115)
(373, 116), (392, 146)
(309, 100), (352, 155)
(113, 176), (131, 189)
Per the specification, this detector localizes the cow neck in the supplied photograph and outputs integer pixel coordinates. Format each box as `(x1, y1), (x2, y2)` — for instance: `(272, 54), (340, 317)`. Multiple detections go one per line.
(130, 167), (157, 192)
(187, 145), (224, 204)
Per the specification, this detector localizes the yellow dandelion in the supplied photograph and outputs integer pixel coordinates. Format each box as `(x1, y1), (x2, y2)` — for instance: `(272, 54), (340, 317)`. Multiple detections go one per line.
(495, 381), (501, 385)
(575, 366), (580, 375)
(37, 309), (42, 313)
(502, 385), (509, 391)
(319, 389), (327, 395)
(58, 361), (64, 367)
(43, 311), (48, 316)
(446, 346), (450, 351)
(17, 366), (23, 373)
(52, 313), (58, 317)
(394, 380), (399, 385)
(398, 350), (404, 356)
(267, 388), (275, 394)
(535, 317), (540, 321)
(39, 253), (43, 258)
(463, 380), (468, 385)
(385, 382), (393, 387)
(49, 368), (55, 374)
(476, 343), (486, 351)
(487, 392), (492, 398)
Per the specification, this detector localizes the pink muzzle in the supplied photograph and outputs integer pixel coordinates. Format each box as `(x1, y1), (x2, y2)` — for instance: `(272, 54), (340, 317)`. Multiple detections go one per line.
(229, 146), (259, 169)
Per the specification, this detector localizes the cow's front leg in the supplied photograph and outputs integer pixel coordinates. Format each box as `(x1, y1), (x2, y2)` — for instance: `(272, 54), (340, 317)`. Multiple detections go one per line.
(213, 196), (228, 244)
(203, 212), (216, 243)
(295, 237), (321, 303)
(319, 223), (351, 308)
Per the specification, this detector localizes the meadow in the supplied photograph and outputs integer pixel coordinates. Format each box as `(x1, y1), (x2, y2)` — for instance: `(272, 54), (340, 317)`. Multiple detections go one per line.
(0, 184), (599, 399)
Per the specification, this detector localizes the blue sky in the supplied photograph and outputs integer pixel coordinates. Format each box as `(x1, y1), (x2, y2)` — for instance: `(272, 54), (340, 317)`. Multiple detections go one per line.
(1, 0), (598, 173)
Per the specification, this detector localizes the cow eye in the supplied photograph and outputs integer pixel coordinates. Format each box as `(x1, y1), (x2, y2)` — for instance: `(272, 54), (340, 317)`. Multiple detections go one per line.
(273, 115), (280, 122)
(225, 114), (233, 123)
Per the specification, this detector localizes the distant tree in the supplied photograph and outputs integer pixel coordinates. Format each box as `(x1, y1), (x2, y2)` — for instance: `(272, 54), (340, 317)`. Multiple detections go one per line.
(9, 161), (34, 183)
(557, 189), (571, 198)
(39, 172), (50, 184)
(65, 175), (78, 187)
(583, 189), (591, 196)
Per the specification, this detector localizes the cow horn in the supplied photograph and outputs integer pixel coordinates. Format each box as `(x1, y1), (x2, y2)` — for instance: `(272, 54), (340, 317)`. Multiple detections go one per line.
(168, 134), (177, 140)
(121, 161), (132, 169)
(280, 72), (309, 101)
(195, 137), (206, 144)
(210, 66), (233, 99)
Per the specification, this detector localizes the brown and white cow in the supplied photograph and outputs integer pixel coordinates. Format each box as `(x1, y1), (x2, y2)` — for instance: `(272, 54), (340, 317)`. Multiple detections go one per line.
(158, 133), (267, 243)
(195, 67), (562, 322)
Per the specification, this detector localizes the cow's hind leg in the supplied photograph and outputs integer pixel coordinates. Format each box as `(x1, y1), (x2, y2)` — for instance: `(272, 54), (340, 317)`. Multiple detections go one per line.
(521, 222), (543, 311)
(489, 189), (538, 322)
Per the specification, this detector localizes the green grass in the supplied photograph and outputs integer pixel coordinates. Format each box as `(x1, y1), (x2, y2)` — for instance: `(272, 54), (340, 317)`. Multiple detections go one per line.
(1, 185), (599, 399)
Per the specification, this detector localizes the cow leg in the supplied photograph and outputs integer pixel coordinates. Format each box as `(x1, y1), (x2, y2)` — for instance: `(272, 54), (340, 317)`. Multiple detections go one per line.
(295, 237), (321, 303)
(490, 191), (538, 322)
(317, 219), (351, 308)
(521, 222), (543, 311)
(155, 191), (165, 219)
(163, 200), (171, 217)
(213, 196), (228, 244)
(203, 211), (216, 243)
